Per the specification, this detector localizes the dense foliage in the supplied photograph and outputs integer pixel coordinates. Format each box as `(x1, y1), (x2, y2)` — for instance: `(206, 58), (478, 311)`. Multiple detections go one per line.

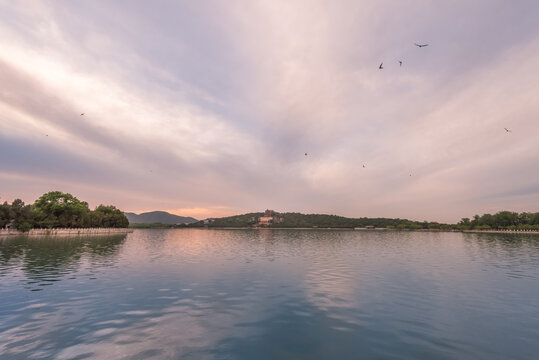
(458, 211), (539, 230)
(0, 191), (129, 231)
(188, 210), (539, 230)
(188, 212), (448, 229)
(274, 213), (411, 228)
(208, 213), (262, 227)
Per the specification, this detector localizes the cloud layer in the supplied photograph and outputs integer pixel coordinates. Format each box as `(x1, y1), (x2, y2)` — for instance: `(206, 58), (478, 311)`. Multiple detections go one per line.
(1, 0), (539, 222)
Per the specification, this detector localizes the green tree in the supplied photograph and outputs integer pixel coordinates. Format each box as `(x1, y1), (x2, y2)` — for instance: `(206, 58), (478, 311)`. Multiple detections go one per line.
(478, 213), (494, 228)
(0, 201), (14, 228)
(493, 211), (519, 228)
(470, 215), (480, 228)
(33, 191), (90, 228)
(9, 199), (35, 232)
(93, 205), (129, 228)
(518, 212), (531, 225)
(457, 218), (471, 230)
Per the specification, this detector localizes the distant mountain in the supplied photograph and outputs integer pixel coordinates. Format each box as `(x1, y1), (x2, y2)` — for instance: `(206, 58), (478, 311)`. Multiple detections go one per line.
(124, 211), (198, 224)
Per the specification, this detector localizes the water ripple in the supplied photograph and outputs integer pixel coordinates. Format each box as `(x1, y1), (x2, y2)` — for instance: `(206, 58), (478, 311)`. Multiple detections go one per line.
(1, 230), (538, 359)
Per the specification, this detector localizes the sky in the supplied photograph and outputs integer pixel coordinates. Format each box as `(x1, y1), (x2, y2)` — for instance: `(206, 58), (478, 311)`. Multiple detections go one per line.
(1, 0), (539, 222)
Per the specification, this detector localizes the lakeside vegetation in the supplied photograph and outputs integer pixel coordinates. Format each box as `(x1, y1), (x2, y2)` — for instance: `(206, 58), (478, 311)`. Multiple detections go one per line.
(3, 196), (538, 232)
(0, 191), (129, 231)
(187, 210), (539, 231)
(458, 211), (539, 231)
(187, 212), (438, 229)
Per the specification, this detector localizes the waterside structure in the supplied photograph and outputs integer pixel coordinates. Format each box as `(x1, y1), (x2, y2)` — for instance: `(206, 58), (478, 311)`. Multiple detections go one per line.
(0, 228), (133, 237)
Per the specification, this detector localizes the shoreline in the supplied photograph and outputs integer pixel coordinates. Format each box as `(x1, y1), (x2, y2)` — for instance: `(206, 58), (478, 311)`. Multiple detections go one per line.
(0, 228), (133, 237)
(183, 227), (539, 234)
(462, 229), (539, 234)
(3, 227), (538, 236)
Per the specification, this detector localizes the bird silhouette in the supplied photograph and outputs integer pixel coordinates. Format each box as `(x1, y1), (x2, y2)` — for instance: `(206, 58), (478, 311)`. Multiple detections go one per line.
(80, 113), (85, 116)
(399, 60), (402, 66)
(414, 43), (428, 48)
(504, 127), (512, 133)
(379, 62), (383, 69)
(362, 164), (366, 168)
(305, 153), (308, 156)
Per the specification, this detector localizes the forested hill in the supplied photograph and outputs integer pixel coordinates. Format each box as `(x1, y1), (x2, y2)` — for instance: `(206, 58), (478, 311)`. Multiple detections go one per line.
(190, 212), (415, 228)
(124, 211), (197, 224)
(189, 210), (539, 230)
(277, 213), (411, 228)
(200, 212), (264, 227)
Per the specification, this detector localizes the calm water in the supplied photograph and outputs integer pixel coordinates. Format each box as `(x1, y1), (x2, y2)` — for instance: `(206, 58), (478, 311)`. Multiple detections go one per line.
(1, 230), (538, 359)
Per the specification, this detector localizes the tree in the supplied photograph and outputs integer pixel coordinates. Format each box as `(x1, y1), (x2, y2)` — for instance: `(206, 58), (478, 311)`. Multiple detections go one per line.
(0, 201), (14, 228)
(492, 211), (519, 228)
(1, 192), (130, 230)
(33, 191), (90, 228)
(457, 218), (471, 230)
(10, 199), (34, 231)
(478, 213), (494, 228)
(518, 212), (531, 225)
(470, 215), (480, 228)
(93, 205), (129, 228)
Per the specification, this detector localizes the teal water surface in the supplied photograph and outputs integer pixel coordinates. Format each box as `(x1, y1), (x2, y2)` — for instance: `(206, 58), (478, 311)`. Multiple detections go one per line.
(1, 229), (538, 359)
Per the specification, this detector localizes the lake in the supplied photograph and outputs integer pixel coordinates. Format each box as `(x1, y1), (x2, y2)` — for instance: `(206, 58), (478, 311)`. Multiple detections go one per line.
(1, 229), (538, 359)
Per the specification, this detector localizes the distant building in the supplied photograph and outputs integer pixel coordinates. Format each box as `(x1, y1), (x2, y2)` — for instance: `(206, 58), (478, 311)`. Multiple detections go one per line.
(258, 216), (274, 225)
(203, 218), (215, 225)
(257, 210), (282, 226)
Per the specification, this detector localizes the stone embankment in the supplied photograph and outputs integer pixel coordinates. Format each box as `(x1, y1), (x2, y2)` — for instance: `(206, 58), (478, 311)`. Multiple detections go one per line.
(463, 229), (539, 234)
(0, 228), (133, 237)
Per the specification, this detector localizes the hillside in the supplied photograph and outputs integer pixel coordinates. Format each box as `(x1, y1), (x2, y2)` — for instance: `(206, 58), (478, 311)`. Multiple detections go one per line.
(124, 211), (197, 224)
(189, 212), (421, 228)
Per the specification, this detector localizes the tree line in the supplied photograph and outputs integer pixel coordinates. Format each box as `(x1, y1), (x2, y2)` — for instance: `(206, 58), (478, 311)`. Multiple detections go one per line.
(0, 191), (129, 231)
(188, 211), (539, 230)
(188, 212), (442, 229)
(458, 211), (539, 230)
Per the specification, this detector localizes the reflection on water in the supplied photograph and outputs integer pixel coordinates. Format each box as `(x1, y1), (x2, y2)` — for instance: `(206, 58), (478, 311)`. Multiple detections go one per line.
(0, 235), (126, 290)
(0, 230), (538, 359)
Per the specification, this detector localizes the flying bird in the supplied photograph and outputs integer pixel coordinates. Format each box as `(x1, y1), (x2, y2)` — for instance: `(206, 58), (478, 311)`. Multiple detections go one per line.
(80, 113), (85, 116)
(305, 153), (308, 156)
(379, 62), (383, 69)
(398, 60), (402, 66)
(414, 43), (429, 48)
(504, 128), (511, 133)
(362, 164), (366, 168)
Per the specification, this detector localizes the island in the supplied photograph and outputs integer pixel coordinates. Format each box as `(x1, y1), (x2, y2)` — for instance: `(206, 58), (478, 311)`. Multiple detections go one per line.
(0, 191), (129, 236)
